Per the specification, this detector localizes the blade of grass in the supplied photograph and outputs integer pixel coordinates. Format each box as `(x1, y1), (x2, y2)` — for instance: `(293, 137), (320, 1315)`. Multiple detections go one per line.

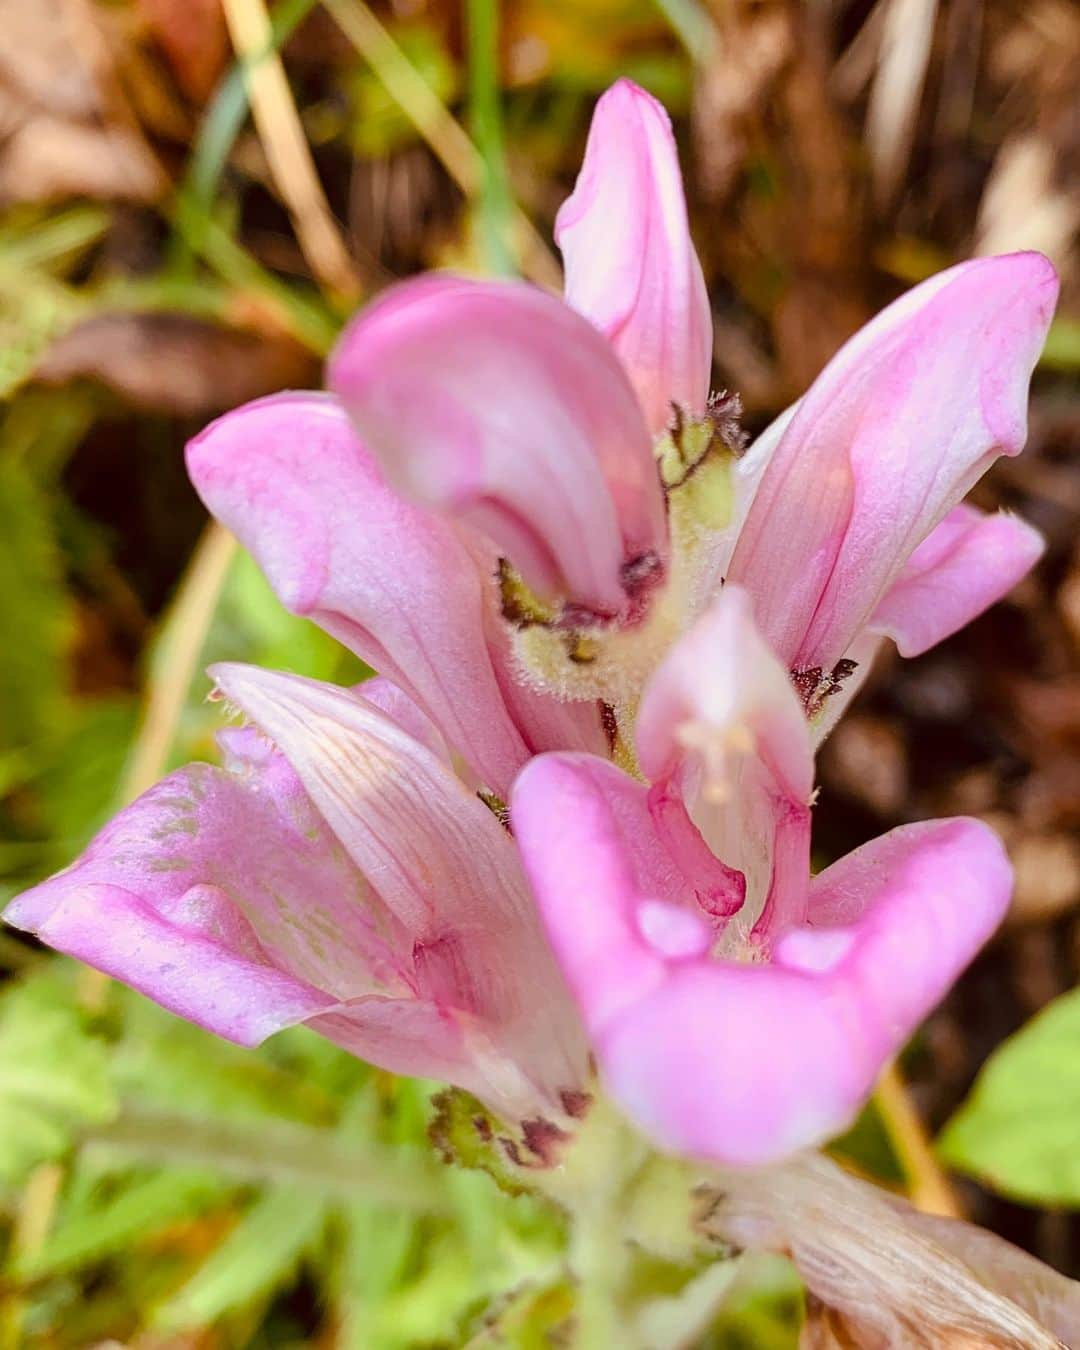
(465, 0), (515, 276)
(184, 0), (321, 212)
(221, 0), (360, 299)
(173, 198), (340, 353)
(0, 206), (110, 272)
(0, 1163), (63, 1350)
(653, 0), (715, 60)
(119, 524), (238, 808)
(321, 0), (561, 289)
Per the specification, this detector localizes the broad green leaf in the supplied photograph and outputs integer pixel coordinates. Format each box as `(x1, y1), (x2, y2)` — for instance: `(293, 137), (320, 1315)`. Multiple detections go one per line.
(0, 971), (114, 1185)
(939, 986), (1080, 1205)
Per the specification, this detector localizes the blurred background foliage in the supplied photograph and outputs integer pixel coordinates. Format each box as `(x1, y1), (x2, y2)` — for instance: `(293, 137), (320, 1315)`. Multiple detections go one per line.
(0, 0), (1076, 1344)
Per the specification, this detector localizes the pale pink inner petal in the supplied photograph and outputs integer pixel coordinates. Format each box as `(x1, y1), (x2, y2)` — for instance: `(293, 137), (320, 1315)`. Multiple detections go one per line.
(513, 749), (1011, 1167)
(636, 586), (813, 939)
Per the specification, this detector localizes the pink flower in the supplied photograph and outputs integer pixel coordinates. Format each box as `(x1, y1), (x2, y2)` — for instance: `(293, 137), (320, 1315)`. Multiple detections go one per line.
(5, 79), (1057, 1167)
(511, 586), (1013, 1165)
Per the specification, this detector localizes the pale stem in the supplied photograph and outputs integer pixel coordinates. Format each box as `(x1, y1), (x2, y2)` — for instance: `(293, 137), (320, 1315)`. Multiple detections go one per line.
(322, 0), (562, 290)
(221, 0), (361, 299)
(874, 1060), (961, 1218)
(84, 1103), (448, 1214)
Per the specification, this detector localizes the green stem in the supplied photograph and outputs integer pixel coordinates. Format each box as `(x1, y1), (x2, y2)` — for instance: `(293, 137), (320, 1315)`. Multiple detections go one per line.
(83, 1103), (449, 1214)
(571, 1196), (627, 1348)
(465, 0), (516, 276)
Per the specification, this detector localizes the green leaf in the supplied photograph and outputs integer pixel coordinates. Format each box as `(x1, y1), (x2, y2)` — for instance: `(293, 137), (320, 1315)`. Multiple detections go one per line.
(82, 1102), (446, 1210)
(0, 971), (115, 1185)
(153, 1185), (329, 1330)
(0, 457), (73, 754)
(165, 545), (366, 772)
(18, 1167), (232, 1279)
(939, 986), (1080, 1205)
(112, 991), (341, 1127)
(346, 24), (458, 158)
(1041, 316), (1080, 372)
(33, 699), (137, 857)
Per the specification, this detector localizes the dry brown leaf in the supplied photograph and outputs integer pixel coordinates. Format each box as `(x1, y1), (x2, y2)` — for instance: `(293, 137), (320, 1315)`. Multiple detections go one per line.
(698, 1154), (1078, 1348)
(865, 0), (939, 209)
(0, 0), (100, 117)
(691, 5), (791, 203)
(821, 716), (908, 816)
(977, 135), (1080, 277)
(34, 313), (317, 417)
(1010, 833), (1080, 924)
(136, 0), (228, 104)
(801, 1296), (1008, 1349)
(0, 0), (165, 205)
(0, 117), (163, 205)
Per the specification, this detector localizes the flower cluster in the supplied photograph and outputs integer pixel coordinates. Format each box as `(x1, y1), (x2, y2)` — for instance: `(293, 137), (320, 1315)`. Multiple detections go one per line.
(7, 80), (1058, 1174)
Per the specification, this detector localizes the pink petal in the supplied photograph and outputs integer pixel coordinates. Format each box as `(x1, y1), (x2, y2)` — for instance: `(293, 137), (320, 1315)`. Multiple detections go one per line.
(213, 663), (588, 1107)
(512, 750), (1010, 1165)
(452, 518), (608, 761)
(556, 79), (712, 435)
(352, 675), (452, 765)
(868, 504), (1044, 657)
(2, 760), (388, 1044)
(510, 754), (673, 1036)
(313, 999), (555, 1124)
(328, 275), (666, 616)
(636, 585), (813, 937)
(187, 392), (531, 797)
(13, 883), (337, 1045)
(728, 253), (1058, 673)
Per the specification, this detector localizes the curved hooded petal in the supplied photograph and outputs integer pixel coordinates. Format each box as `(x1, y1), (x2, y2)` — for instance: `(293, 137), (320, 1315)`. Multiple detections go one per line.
(727, 252), (1058, 673)
(868, 504), (1044, 657)
(512, 751), (1010, 1166)
(328, 275), (666, 617)
(636, 585), (813, 939)
(187, 392), (535, 797)
(213, 663), (588, 1111)
(3, 753), (392, 1045)
(556, 78), (712, 435)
